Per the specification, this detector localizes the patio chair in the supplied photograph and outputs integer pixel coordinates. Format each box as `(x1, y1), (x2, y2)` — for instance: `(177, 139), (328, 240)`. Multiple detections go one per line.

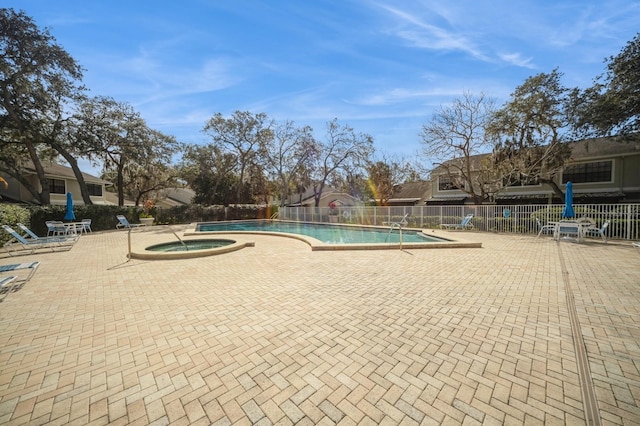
(583, 220), (610, 243)
(536, 219), (555, 237)
(2, 225), (76, 256)
(45, 221), (68, 237)
(116, 215), (144, 229)
(0, 261), (40, 301)
(80, 218), (92, 233)
(440, 214), (474, 230)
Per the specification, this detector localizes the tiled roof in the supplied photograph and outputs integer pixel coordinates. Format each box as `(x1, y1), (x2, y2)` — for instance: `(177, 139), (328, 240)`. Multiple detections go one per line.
(22, 161), (110, 184)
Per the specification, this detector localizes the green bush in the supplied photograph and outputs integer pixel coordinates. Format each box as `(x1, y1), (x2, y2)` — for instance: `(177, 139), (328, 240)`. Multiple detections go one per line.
(4, 203), (279, 242)
(0, 204), (31, 246)
(530, 205), (598, 222)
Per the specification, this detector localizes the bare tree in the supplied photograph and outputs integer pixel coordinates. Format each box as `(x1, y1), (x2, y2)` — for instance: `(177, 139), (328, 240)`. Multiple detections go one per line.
(311, 119), (374, 207)
(261, 120), (318, 206)
(420, 92), (497, 204)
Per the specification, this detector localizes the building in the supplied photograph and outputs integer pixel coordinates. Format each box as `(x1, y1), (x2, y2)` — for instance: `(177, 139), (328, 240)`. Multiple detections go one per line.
(283, 187), (361, 208)
(378, 181), (432, 206)
(0, 161), (111, 205)
(428, 136), (640, 205)
(0, 162), (196, 208)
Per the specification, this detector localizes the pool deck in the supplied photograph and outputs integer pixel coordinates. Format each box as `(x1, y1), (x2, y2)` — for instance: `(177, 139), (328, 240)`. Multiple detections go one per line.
(0, 225), (639, 425)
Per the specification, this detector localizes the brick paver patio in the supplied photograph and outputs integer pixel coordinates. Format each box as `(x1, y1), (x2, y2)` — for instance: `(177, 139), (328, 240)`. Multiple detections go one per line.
(1, 226), (639, 425)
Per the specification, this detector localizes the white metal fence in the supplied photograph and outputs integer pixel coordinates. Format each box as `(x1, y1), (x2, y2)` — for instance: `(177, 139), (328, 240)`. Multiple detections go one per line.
(280, 203), (640, 241)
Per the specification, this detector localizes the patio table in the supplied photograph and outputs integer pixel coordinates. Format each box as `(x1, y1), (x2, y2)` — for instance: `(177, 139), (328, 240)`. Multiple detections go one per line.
(552, 220), (592, 243)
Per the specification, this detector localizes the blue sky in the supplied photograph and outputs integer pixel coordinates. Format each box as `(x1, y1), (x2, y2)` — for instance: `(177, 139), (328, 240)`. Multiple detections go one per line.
(9, 0), (640, 172)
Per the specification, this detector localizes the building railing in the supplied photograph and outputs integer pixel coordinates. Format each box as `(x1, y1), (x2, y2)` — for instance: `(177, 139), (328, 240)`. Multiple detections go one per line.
(280, 203), (640, 241)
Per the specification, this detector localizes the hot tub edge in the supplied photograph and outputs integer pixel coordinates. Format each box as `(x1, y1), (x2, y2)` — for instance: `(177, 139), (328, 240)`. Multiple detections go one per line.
(130, 239), (254, 260)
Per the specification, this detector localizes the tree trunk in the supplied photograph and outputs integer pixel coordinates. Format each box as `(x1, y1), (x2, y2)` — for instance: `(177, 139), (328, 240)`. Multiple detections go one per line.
(51, 142), (93, 205)
(313, 183), (325, 207)
(117, 162), (125, 206)
(540, 178), (565, 200)
(24, 141), (49, 204)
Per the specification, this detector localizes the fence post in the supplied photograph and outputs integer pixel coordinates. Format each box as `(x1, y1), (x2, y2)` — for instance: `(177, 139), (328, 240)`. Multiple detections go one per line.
(627, 204), (632, 240)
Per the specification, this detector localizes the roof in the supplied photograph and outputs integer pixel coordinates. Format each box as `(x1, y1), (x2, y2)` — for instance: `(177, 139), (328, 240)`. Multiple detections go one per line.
(388, 181), (432, 204)
(425, 197), (466, 205)
(103, 192), (135, 206)
(283, 187), (346, 206)
(161, 187), (195, 204)
(23, 161), (110, 185)
(432, 135), (640, 174)
(569, 135), (640, 160)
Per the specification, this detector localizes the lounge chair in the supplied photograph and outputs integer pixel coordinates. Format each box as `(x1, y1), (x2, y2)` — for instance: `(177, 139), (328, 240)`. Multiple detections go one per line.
(0, 276), (17, 302)
(116, 215), (145, 229)
(536, 218), (555, 237)
(17, 223), (78, 243)
(583, 220), (610, 243)
(2, 225), (76, 256)
(0, 261), (40, 301)
(440, 214), (474, 230)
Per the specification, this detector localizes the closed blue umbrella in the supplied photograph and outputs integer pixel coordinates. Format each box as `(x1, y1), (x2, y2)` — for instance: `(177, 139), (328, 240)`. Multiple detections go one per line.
(64, 192), (76, 221)
(562, 181), (575, 219)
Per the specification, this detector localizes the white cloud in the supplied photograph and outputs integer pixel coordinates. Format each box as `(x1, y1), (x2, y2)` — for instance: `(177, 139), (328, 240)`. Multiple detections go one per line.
(377, 4), (489, 61)
(498, 52), (536, 69)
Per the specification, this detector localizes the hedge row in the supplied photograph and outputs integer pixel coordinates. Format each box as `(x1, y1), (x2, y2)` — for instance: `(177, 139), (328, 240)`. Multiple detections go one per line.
(0, 204), (279, 247)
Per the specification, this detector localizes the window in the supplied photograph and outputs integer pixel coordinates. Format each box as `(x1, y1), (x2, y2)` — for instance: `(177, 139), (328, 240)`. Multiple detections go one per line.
(48, 178), (66, 194)
(87, 184), (103, 197)
(562, 161), (612, 184)
(438, 175), (461, 191)
(503, 173), (539, 187)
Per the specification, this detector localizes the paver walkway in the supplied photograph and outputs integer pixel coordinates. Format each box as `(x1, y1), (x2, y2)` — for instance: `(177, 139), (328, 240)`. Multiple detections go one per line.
(0, 227), (639, 425)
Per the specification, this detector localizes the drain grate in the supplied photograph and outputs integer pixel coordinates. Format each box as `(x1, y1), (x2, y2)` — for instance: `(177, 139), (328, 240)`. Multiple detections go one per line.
(557, 242), (602, 426)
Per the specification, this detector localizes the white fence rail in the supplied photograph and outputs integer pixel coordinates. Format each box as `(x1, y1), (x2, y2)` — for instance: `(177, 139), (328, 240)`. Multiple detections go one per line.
(281, 204), (640, 241)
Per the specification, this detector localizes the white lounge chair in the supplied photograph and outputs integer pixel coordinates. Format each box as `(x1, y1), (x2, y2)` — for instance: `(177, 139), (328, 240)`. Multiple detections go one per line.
(0, 276), (17, 302)
(116, 215), (145, 229)
(17, 223), (78, 243)
(0, 261), (40, 301)
(440, 214), (474, 230)
(2, 225), (76, 256)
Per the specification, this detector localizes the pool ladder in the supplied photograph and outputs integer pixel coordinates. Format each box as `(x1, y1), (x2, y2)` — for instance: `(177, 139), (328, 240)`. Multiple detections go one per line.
(384, 214), (409, 249)
(385, 222), (404, 249)
(170, 227), (189, 251)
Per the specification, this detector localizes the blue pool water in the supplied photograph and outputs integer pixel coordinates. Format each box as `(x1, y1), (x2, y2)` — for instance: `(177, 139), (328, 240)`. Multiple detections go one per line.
(196, 220), (445, 244)
(146, 239), (235, 252)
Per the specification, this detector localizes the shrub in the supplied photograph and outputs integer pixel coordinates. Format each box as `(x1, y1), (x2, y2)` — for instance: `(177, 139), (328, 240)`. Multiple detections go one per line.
(0, 204), (31, 246)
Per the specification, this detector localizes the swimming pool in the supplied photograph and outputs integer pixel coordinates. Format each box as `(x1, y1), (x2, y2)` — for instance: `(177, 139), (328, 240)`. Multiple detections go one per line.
(189, 220), (481, 250)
